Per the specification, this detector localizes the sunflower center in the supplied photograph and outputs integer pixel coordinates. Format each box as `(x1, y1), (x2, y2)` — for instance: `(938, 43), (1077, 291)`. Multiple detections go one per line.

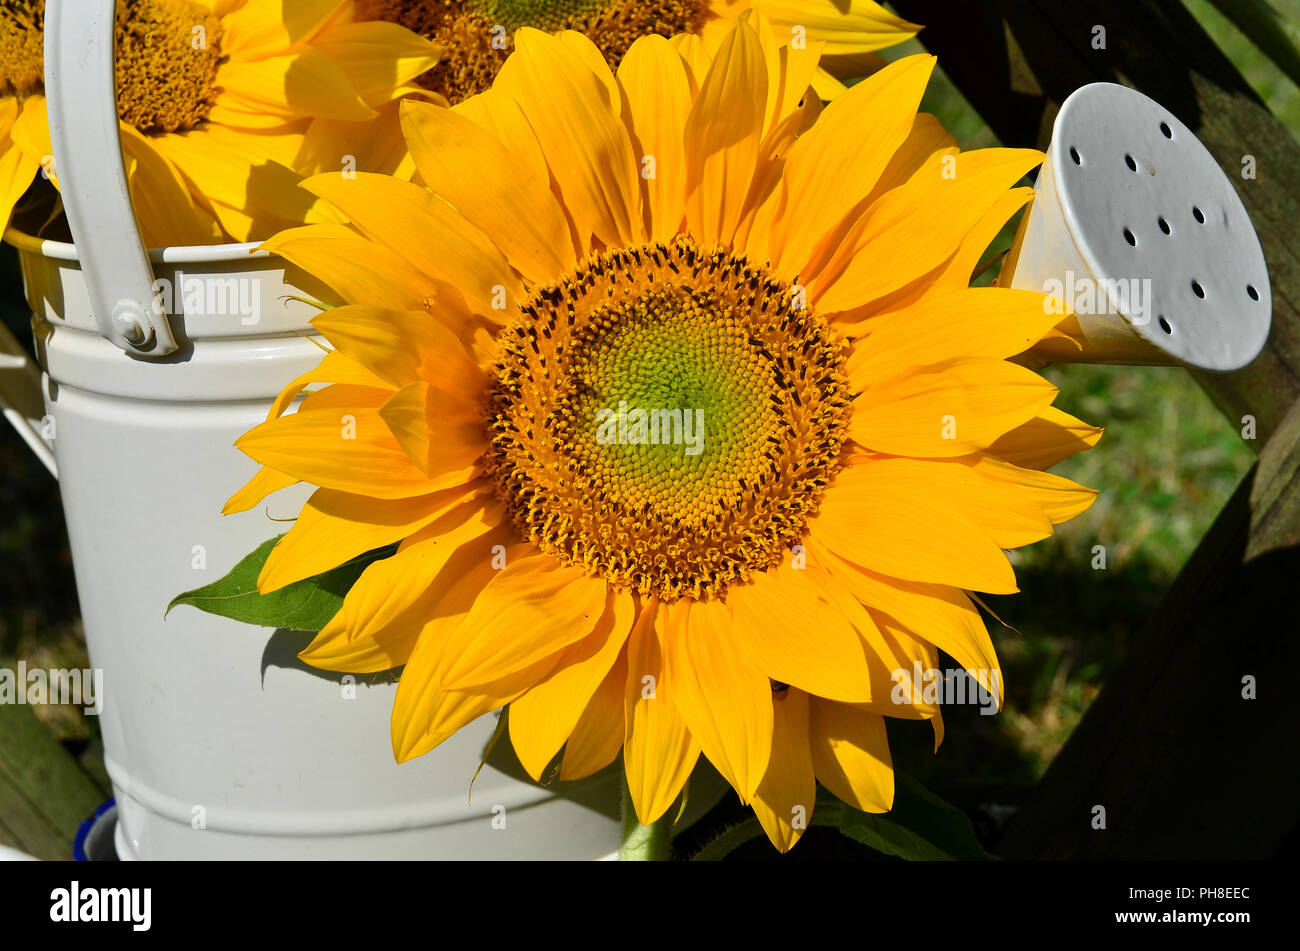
(485, 238), (852, 602)
(113, 0), (224, 134)
(356, 0), (711, 105)
(1, 0), (224, 133)
(0, 1), (45, 96)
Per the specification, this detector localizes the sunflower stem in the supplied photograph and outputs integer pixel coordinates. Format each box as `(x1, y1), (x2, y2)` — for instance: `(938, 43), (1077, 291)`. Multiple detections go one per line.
(618, 775), (672, 861)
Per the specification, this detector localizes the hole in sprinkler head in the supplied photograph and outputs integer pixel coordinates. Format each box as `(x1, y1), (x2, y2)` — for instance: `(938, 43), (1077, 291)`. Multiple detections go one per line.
(1159, 316), (1173, 334)
(1248, 284), (1260, 301)
(1192, 280), (1205, 299)
(1158, 216), (1171, 235)
(1123, 227), (1137, 246)
(1193, 205), (1206, 224)
(1125, 153), (1138, 172)
(1160, 121), (1173, 139)
(1070, 146), (1082, 165)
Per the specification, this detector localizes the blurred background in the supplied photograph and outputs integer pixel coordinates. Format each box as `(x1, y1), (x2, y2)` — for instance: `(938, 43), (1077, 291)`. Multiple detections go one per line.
(2, 0), (1296, 858)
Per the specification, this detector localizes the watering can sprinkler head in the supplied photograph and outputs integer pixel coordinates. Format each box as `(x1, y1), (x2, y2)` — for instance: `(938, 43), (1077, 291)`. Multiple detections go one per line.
(1004, 82), (1271, 374)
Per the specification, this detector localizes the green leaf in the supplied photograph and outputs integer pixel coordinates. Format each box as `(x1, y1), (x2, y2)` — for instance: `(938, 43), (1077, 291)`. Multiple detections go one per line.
(1201, 0), (1300, 91)
(167, 536), (396, 632)
(834, 776), (995, 861)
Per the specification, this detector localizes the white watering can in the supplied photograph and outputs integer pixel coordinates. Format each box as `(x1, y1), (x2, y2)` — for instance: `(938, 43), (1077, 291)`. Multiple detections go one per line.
(0, 0), (622, 860)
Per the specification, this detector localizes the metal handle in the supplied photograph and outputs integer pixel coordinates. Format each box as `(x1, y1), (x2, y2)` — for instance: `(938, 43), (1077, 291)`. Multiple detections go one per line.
(44, 0), (177, 357)
(0, 320), (55, 476)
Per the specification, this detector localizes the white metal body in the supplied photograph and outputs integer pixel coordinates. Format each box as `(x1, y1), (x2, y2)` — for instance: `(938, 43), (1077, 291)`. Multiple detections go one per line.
(0, 0), (622, 859)
(1007, 82), (1271, 372)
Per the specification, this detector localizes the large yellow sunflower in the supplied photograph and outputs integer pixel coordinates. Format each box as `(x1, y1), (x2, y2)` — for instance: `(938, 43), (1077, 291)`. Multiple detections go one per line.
(0, 0), (437, 246)
(294, 0), (919, 177)
(228, 17), (1100, 852)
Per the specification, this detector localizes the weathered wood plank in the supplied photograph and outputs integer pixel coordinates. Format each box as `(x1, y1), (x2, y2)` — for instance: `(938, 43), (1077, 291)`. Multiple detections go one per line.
(0, 703), (106, 860)
(995, 395), (1300, 858)
(892, 0), (1300, 442)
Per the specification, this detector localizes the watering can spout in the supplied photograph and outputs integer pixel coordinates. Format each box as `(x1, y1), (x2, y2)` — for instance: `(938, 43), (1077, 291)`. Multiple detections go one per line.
(1002, 82), (1271, 375)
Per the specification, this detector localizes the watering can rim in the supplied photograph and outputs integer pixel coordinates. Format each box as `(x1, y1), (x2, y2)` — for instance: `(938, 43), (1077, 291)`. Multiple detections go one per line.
(3, 225), (268, 266)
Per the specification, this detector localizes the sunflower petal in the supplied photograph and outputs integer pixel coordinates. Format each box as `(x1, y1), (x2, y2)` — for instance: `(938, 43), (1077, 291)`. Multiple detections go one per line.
(751, 687), (815, 853)
(508, 590), (635, 780)
(682, 17), (767, 246)
(851, 358), (1058, 458)
(560, 648), (629, 781)
(435, 556), (609, 689)
(662, 598), (773, 801)
(729, 562), (876, 702)
(809, 697), (893, 813)
(623, 601), (700, 824)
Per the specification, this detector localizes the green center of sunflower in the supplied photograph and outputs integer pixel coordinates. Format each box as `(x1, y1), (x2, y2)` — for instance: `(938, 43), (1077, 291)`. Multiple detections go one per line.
(485, 237), (852, 602)
(356, 0), (711, 105)
(0, 0), (224, 134)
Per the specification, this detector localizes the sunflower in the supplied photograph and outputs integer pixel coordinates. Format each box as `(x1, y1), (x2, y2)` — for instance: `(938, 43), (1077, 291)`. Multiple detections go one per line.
(295, 0), (920, 177)
(0, 0), (437, 246)
(228, 18), (1100, 852)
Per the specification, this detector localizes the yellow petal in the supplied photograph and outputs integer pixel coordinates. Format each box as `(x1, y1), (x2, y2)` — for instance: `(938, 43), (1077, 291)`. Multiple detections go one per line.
(302, 172), (521, 316)
(378, 381), (486, 475)
(750, 687), (815, 853)
(622, 601), (700, 824)
(303, 498), (504, 667)
(938, 186), (1033, 289)
(966, 454), (1098, 524)
(682, 18), (767, 246)
(436, 556), (610, 689)
(752, 0), (921, 54)
(662, 598), (773, 801)
(222, 465), (298, 515)
(9, 95), (52, 184)
(560, 647), (629, 781)
(847, 288), (1064, 383)
(508, 590), (635, 780)
(851, 358), (1058, 458)
(811, 148), (1044, 316)
(812, 539), (1004, 708)
(989, 407), (1104, 470)
(772, 53), (934, 276)
(311, 304), (483, 393)
(814, 474), (1019, 595)
(616, 35), (691, 241)
(258, 480), (487, 592)
(218, 0), (344, 57)
(729, 562), (876, 702)
(831, 457), (1054, 549)
(262, 349), (394, 425)
(1, 119), (43, 237)
(236, 405), (464, 499)
(809, 698), (893, 813)
(399, 99), (576, 283)
(304, 527), (513, 685)
(493, 28), (642, 251)
(308, 20), (440, 107)
(150, 129), (331, 242)
(295, 102), (415, 179)
(392, 635), (558, 764)
(117, 126), (222, 246)
(260, 223), (447, 314)
(216, 48), (375, 121)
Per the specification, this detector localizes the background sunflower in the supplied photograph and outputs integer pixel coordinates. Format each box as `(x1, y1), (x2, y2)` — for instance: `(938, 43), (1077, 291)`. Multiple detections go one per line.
(0, 0), (437, 246)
